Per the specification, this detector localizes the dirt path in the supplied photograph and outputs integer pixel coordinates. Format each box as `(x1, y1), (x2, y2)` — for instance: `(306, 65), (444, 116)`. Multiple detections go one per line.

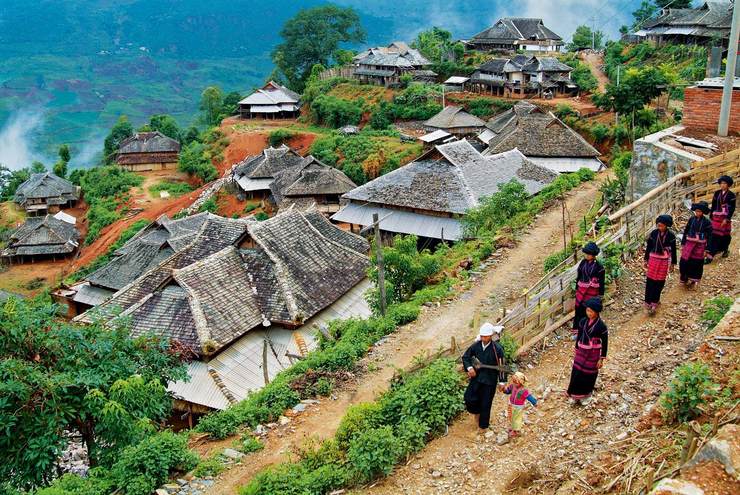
(200, 177), (606, 494)
(581, 51), (609, 93)
(358, 226), (738, 495)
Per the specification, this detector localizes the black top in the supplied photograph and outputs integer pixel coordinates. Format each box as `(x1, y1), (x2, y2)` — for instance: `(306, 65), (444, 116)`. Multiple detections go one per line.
(577, 259), (606, 296)
(644, 229), (677, 264)
(682, 216), (713, 244)
(462, 340), (505, 385)
(575, 316), (608, 358)
(711, 189), (736, 220)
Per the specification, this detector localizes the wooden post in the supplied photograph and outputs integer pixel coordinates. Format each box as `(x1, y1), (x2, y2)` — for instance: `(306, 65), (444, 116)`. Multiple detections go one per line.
(562, 199), (568, 251)
(373, 213), (387, 316)
(262, 339), (270, 386)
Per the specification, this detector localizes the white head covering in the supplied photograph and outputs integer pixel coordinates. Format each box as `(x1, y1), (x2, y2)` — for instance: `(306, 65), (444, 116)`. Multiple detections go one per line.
(479, 322), (498, 336)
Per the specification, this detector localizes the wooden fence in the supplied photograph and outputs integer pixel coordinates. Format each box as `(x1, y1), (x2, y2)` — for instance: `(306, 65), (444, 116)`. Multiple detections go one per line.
(318, 66), (356, 80)
(495, 148), (740, 355)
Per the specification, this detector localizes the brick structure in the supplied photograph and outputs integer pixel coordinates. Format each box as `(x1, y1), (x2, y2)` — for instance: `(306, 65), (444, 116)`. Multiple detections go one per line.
(683, 85), (740, 135)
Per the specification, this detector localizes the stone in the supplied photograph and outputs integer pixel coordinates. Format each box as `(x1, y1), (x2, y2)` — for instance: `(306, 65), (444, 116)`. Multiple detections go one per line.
(221, 448), (245, 460)
(163, 484), (180, 492)
(155, 490), (169, 495)
(201, 480), (215, 487)
(431, 470), (443, 478)
(253, 424), (267, 435)
(278, 415), (291, 426)
(292, 403), (307, 413)
(615, 431), (628, 441)
(649, 478), (705, 495)
(496, 433), (509, 445)
(301, 399), (320, 405)
(176, 479), (188, 486)
(484, 430), (494, 439)
(683, 424), (740, 477)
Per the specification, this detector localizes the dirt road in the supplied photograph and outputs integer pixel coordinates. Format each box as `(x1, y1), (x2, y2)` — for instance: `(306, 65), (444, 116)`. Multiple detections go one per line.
(581, 51), (610, 93)
(200, 177), (606, 494)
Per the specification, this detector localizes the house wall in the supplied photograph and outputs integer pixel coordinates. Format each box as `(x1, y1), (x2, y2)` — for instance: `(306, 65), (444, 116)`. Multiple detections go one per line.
(683, 86), (740, 135)
(629, 126), (703, 200)
(120, 161), (178, 172)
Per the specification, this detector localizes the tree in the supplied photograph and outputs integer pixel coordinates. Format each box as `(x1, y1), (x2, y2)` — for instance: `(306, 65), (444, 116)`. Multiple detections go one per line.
(148, 114), (181, 141)
(571, 64), (599, 93)
(632, 1), (658, 29)
(271, 5), (366, 92)
(178, 141), (217, 183)
(53, 144), (71, 178)
(0, 165), (30, 200)
(199, 86), (224, 127)
(221, 91), (243, 117)
(593, 66), (669, 116)
(103, 116), (134, 164)
(411, 27), (456, 63)
(182, 125), (201, 145)
(368, 235), (440, 303)
(0, 297), (186, 489)
(334, 49), (356, 66)
(655, 0), (692, 8)
(567, 25), (605, 51)
(31, 161), (46, 173)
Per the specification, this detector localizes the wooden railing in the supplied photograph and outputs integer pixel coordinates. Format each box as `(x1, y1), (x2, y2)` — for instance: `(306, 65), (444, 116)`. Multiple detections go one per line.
(496, 148), (740, 355)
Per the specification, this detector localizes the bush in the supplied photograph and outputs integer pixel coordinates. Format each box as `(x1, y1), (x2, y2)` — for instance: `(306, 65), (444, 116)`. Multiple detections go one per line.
(198, 197), (218, 213)
(554, 103), (577, 119)
(463, 180), (530, 237)
(661, 362), (718, 423)
(335, 402), (384, 449)
(590, 123), (610, 143)
(148, 180), (194, 198)
(310, 95), (363, 128)
(347, 426), (402, 482)
(498, 333), (519, 363)
(700, 295), (733, 330)
(85, 198), (124, 245)
(179, 142), (218, 183)
(109, 431), (198, 495)
(395, 418), (429, 456)
(268, 129), (295, 147)
(255, 212), (269, 221)
(193, 456), (225, 478)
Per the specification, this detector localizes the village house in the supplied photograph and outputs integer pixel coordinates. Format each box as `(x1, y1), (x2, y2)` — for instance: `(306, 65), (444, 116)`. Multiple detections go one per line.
(115, 131), (181, 172)
(238, 81), (301, 119)
(1, 213), (80, 263)
(331, 139), (557, 243)
(269, 155), (357, 215)
(470, 55), (576, 98)
(466, 17), (564, 53)
(13, 172), (80, 215)
(352, 41), (437, 86)
(633, 1), (732, 45)
(480, 101), (602, 173)
(232, 144), (305, 199)
(74, 209), (370, 415)
(424, 106), (487, 137)
(53, 212), (212, 316)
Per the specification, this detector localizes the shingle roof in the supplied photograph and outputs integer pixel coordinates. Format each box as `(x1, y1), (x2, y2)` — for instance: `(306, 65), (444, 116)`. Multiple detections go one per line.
(2, 214), (80, 257)
(233, 145), (305, 181)
(483, 102), (600, 159)
(424, 106), (486, 130)
(238, 81), (300, 106)
(354, 41), (432, 68)
(343, 139), (557, 214)
(269, 156), (357, 205)
(76, 210), (369, 356)
(14, 172), (79, 204)
(471, 18), (563, 43)
(118, 131), (180, 154)
(642, 2), (730, 29)
(522, 57), (573, 73)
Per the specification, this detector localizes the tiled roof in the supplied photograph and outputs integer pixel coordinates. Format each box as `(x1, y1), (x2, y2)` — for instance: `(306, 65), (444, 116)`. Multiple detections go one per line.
(239, 81), (300, 106)
(269, 156), (356, 205)
(343, 139), (556, 215)
(14, 172), (79, 204)
(354, 41), (432, 68)
(643, 2), (731, 29)
(471, 18), (563, 43)
(76, 210), (369, 357)
(118, 131), (180, 154)
(483, 102), (600, 158)
(2, 214), (80, 258)
(233, 145), (305, 180)
(424, 106), (486, 130)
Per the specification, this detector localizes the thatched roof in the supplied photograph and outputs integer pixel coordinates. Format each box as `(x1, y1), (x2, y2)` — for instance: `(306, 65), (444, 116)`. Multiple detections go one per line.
(233, 145), (305, 180)
(641, 2), (731, 34)
(14, 172), (79, 205)
(269, 156), (357, 205)
(76, 209), (369, 357)
(470, 18), (563, 44)
(342, 139), (557, 215)
(483, 102), (600, 159)
(424, 106), (486, 131)
(353, 41), (432, 68)
(118, 131), (180, 154)
(2, 214), (80, 257)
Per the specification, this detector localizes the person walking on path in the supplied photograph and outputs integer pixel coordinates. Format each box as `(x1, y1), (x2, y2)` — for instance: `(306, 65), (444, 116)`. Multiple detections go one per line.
(502, 371), (537, 438)
(706, 175), (735, 263)
(572, 242), (605, 333)
(463, 323), (506, 431)
(679, 202), (712, 288)
(644, 214), (677, 315)
(567, 297), (608, 406)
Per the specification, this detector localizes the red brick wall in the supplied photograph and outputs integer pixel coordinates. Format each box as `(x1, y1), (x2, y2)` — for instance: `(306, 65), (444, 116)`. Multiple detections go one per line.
(683, 86), (740, 135)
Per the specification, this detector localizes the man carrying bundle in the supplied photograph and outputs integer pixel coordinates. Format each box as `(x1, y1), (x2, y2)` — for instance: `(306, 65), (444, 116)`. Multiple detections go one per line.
(463, 323), (506, 431)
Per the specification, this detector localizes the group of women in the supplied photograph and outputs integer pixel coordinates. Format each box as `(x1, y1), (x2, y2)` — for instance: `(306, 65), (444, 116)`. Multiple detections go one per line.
(566, 175), (735, 404)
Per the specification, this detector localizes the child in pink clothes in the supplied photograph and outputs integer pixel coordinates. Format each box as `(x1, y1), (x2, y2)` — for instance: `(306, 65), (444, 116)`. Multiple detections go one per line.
(502, 372), (538, 437)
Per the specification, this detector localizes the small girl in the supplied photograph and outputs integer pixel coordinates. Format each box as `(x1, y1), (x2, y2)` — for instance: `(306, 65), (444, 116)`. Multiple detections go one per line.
(502, 372), (538, 437)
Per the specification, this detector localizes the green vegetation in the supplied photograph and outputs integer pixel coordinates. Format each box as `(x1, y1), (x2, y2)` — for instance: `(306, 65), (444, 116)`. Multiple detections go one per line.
(0, 296), (189, 491)
(53, 144), (71, 178)
(558, 54), (599, 94)
(600, 150), (632, 208)
(178, 128), (228, 184)
(411, 27), (467, 79)
(700, 295), (734, 330)
(310, 94), (364, 127)
(0, 165), (31, 201)
(268, 128), (296, 147)
(148, 180), (195, 198)
(79, 166), (144, 244)
(103, 116), (135, 165)
(240, 436), (265, 454)
(193, 455), (226, 478)
(567, 25), (604, 51)
(198, 197), (218, 214)
(661, 362), (718, 423)
(271, 5), (366, 92)
(240, 358), (463, 493)
(445, 95), (514, 119)
(69, 219), (151, 283)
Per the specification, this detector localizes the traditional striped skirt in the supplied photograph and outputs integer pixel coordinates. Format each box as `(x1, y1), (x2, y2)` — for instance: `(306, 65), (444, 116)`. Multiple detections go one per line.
(711, 210), (731, 237)
(647, 251), (671, 281)
(575, 280), (600, 305)
(681, 237), (706, 262)
(573, 338), (602, 375)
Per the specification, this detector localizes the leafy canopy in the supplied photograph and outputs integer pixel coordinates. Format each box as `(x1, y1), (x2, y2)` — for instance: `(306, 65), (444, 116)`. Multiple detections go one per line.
(567, 25), (605, 51)
(0, 165), (30, 201)
(271, 5), (366, 92)
(0, 296), (186, 489)
(103, 116), (134, 165)
(593, 66), (668, 115)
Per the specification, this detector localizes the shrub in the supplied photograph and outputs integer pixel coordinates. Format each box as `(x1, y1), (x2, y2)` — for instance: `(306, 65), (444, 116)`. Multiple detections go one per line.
(661, 362), (718, 423)
(347, 426), (402, 482)
(255, 212), (269, 221)
(335, 402), (384, 449)
(268, 129), (295, 147)
(700, 295), (733, 330)
(395, 418), (429, 456)
(463, 180), (530, 237)
(198, 197), (218, 213)
(193, 456), (225, 478)
(498, 333), (519, 363)
(554, 103), (577, 119)
(148, 180), (194, 198)
(590, 123), (610, 143)
(543, 250), (571, 272)
(179, 142), (218, 183)
(310, 95), (363, 128)
(240, 436), (264, 454)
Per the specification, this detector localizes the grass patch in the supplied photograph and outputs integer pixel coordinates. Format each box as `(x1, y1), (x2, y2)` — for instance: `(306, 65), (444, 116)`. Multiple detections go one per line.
(148, 180), (194, 198)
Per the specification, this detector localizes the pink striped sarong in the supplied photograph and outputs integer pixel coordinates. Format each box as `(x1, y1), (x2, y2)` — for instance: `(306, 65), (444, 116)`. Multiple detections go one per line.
(647, 251), (671, 281)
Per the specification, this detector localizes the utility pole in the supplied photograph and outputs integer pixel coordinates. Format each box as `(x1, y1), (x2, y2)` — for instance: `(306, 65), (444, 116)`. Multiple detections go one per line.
(372, 213), (387, 316)
(615, 65), (621, 126)
(718, 0), (740, 137)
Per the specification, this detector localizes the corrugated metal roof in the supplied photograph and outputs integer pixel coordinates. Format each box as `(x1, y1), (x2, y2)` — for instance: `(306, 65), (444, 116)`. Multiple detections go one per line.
(167, 279), (372, 410)
(527, 156), (603, 173)
(236, 176), (274, 192)
(420, 130), (452, 143)
(73, 283), (114, 307)
(332, 203), (464, 241)
(53, 211), (76, 225)
(444, 76), (470, 84)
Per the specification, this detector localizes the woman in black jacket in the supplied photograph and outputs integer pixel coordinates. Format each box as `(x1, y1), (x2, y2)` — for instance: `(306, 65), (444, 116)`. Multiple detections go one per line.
(643, 214), (677, 314)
